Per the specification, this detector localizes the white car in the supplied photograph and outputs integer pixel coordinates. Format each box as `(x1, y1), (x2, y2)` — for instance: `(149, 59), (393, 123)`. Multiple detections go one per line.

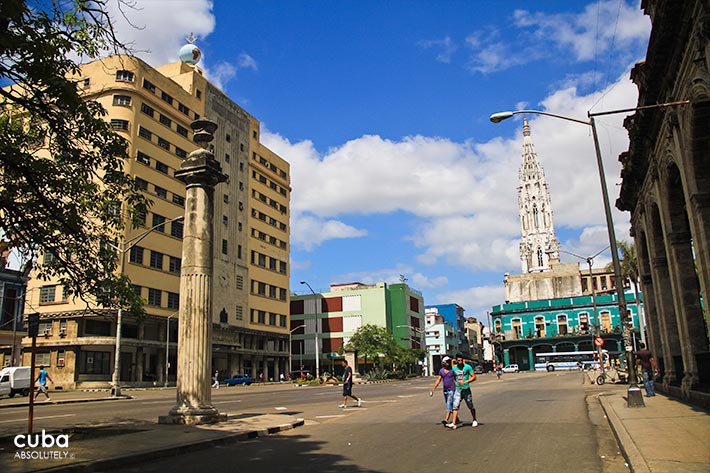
(502, 364), (519, 373)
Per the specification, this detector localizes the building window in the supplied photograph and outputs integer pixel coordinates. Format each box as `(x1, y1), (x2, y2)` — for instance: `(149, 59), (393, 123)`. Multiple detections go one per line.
(225, 153), (230, 163)
(534, 316), (546, 337)
(279, 315), (287, 327)
(110, 119), (129, 130)
(279, 261), (287, 274)
(160, 91), (173, 105)
(129, 245), (144, 264)
(178, 103), (189, 115)
(557, 314), (568, 336)
(239, 162), (244, 171)
(258, 310), (266, 324)
(236, 305), (243, 320)
(113, 95), (131, 106)
(220, 308), (228, 324)
(238, 181), (243, 190)
(240, 143), (245, 152)
(149, 250), (164, 270)
(236, 275), (243, 290)
(226, 133), (231, 142)
(171, 220), (183, 239)
(167, 292), (179, 310)
(172, 194), (185, 206)
(138, 126), (152, 140)
(175, 147), (187, 158)
(494, 319), (501, 334)
(155, 160), (169, 174)
(269, 313), (277, 325)
(154, 185), (167, 198)
(578, 313), (589, 333)
(600, 311), (612, 333)
(237, 244), (242, 259)
(196, 89), (202, 100)
(223, 194), (229, 203)
(279, 288), (287, 301)
(40, 286), (56, 303)
(148, 288), (162, 306)
(222, 215), (228, 225)
(116, 70), (134, 82)
(135, 177), (148, 190)
(168, 256), (181, 274)
(157, 137), (170, 150)
(57, 349), (65, 367)
(135, 207), (146, 226)
(159, 114), (172, 127)
(79, 351), (111, 374)
(222, 239), (228, 255)
(136, 151), (150, 165)
(253, 130), (257, 139)
(140, 103), (155, 117)
(152, 214), (166, 232)
(176, 125), (188, 138)
(142, 79), (156, 93)
(238, 222), (242, 232)
(132, 285), (142, 297)
(581, 278), (588, 292)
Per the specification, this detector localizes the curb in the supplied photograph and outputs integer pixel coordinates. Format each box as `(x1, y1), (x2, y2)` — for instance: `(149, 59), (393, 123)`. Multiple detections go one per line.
(0, 396), (133, 410)
(36, 417), (305, 473)
(597, 394), (651, 473)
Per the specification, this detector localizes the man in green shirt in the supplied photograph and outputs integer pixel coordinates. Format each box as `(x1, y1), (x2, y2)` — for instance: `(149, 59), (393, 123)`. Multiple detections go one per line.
(446, 354), (477, 429)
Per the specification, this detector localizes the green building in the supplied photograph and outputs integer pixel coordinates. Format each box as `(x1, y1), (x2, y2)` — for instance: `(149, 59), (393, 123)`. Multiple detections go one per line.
(289, 282), (424, 373)
(491, 291), (643, 371)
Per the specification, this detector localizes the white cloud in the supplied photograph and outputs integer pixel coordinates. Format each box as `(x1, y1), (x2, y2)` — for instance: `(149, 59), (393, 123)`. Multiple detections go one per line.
(107, 0), (216, 66)
(462, 1), (649, 74)
(236, 53), (258, 71)
(265, 67), (639, 269)
(418, 36), (458, 63)
(436, 285), (506, 318)
(330, 265), (447, 290)
(210, 62), (236, 90)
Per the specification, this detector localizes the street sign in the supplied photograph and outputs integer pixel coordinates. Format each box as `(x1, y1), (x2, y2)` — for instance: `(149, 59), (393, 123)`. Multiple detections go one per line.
(594, 337), (604, 347)
(27, 313), (40, 338)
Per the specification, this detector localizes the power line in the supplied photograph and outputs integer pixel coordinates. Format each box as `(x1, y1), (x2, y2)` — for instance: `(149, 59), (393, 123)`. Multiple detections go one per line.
(590, 0), (625, 112)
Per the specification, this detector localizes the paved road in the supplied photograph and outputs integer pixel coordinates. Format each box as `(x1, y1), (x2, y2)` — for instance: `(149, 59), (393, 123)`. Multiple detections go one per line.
(0, 371), (622, 473)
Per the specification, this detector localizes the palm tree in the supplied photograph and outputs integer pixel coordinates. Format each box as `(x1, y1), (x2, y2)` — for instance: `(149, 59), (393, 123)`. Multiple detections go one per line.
(607, 240), (643, 342)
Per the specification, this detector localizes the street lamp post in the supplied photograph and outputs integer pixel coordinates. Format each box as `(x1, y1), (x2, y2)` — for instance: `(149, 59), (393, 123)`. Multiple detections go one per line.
(490, 100), (690, 408)
(107, 215), (185, 397)
(300, 281), (320, 378)
(289, 324), (306, 376)
(555, 247), (609, 379)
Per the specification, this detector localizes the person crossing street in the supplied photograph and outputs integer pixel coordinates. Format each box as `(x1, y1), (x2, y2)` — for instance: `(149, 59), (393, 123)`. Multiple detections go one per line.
(338, 359), (362, 408)
(447, 354), (478, 430)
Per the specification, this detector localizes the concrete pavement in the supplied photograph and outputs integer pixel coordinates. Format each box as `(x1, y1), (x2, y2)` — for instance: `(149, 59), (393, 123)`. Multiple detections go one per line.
(599, 388), (710, 473)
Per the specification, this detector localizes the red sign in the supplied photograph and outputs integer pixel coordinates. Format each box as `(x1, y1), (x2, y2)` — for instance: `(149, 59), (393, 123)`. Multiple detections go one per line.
(594, 337), (605, 347)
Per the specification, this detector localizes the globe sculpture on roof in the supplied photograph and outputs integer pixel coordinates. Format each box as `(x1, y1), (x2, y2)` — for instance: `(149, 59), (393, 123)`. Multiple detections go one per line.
(179, 33), (201, 65)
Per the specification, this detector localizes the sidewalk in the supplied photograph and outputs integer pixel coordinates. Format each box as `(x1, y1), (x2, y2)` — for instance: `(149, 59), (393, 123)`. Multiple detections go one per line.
(599, 388), (710, 473)
(2, 413), (304, 473)
(0, 390), (133, 409)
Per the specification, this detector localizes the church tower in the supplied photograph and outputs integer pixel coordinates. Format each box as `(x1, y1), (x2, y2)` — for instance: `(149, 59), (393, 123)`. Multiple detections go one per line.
(518, 118), (559, 272)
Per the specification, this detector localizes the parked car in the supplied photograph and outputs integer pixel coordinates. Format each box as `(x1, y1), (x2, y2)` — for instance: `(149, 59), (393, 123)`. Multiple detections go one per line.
(289, 370), (312, 380)
(224, 374), (254, 386)
(0, 366), (32, 398)
(502, 364), (520, 373)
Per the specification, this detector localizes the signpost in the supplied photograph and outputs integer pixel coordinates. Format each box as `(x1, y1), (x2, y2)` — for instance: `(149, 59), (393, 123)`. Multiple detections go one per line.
(594, 337), (604, 348)
(27, 313), (39, 434)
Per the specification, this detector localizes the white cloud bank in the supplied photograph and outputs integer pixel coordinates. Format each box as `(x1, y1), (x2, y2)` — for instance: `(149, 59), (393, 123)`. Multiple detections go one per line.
(264, 67), (639, 273)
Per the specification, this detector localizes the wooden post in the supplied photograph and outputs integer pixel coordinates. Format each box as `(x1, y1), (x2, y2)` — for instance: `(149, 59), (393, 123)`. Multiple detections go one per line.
(27, 336), (36, 434)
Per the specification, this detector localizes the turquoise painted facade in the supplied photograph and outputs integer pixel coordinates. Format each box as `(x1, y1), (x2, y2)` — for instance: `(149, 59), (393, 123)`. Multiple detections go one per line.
(491, 291), (643, 371)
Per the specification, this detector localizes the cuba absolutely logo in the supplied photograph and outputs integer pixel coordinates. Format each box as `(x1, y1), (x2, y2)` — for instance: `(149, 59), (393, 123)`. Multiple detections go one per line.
(13, 430), (72, 460)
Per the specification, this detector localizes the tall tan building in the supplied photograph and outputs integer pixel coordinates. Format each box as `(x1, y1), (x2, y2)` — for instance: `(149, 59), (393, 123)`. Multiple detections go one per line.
(22, 53), (290, 389)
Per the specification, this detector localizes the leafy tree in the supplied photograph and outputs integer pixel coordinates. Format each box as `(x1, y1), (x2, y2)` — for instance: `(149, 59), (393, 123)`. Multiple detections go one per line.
(0, 0), (148, 313)
(344, 324), (399, 367)
(607, 240), (642, 331)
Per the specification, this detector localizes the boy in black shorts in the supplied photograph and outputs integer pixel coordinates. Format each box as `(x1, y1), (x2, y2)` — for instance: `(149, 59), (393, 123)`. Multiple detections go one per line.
(339, 360), (362, 408)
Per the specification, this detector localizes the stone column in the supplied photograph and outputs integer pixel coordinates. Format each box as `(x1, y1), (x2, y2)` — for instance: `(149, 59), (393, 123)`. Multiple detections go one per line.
(160, 119), (227, 425)
(527, 347), (534, 372)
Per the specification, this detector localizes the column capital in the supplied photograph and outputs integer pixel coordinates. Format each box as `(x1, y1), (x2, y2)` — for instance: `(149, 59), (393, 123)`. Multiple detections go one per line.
(689, 191), (710, 210)
(651, 256), (668, 270)
(174, 149), (228, 188)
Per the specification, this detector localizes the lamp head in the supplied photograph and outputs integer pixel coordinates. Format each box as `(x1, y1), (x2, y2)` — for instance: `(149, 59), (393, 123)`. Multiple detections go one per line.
(489, 111), (515, 123)
(299, 281), (306, 285)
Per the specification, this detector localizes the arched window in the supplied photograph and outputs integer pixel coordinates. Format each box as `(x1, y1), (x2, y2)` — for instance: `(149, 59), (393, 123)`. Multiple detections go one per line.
(537, 248), (544, 267)
(494, 319), (502, 334)
(535, 316), (546, 338)
(557, 314), (568, 336)
(511, 318), (522, 339)
(533, 204), (540, 228)
(600, 311), (612, 333)
(578, 312), (589, 333)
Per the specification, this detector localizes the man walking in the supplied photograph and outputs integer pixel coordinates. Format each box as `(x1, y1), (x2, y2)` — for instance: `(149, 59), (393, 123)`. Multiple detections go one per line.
(635, 343), (657, 397)
(339, 359), (361, 408)
(34, 365), (53, 401)
(447, 354), (477, 429)
(212, 369), (220, 389)
(429, 356), (455, 425)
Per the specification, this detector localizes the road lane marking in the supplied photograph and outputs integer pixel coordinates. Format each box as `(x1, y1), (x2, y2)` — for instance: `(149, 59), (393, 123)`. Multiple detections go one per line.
(314, 415), (345, 419)
(274, 407), (287, 410)
(214, 400), (242, 404)
(397, 395), (414, 398)
(0, 414), (76, 424)
(139, 400), (174, 404)
(361, 400), (396, 403)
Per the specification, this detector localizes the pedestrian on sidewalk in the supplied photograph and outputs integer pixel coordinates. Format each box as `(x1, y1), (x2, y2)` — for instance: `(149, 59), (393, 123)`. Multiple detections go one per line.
(34, 365), (53, 401)
(447, 354), (478, 430)
(279, 373), (284, 382)
(496, 363), (503, 380)
(429, 356), (455, 426)
(634, 343), (657, 397)
(338, 359), (361, 408)
(212, 369), (220, 389)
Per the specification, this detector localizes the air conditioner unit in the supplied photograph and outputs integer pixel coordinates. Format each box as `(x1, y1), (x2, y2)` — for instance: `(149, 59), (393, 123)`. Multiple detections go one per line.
(59, 328), (67, 337)
(43, 329), (51, 337)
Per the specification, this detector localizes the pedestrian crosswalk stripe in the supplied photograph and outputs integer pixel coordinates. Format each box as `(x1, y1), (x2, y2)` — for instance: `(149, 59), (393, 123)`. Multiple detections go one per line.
(274, 406), (287, 410)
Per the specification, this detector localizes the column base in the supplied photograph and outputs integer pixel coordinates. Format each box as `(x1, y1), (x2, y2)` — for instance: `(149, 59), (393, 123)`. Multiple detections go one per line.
(681, 372), (699, 397)
(627, 385), (646, 408)
(159, 405), (227, 425)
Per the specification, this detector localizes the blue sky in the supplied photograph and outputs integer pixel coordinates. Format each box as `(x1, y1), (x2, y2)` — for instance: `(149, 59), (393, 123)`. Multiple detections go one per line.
(109, 0), (651, 318)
